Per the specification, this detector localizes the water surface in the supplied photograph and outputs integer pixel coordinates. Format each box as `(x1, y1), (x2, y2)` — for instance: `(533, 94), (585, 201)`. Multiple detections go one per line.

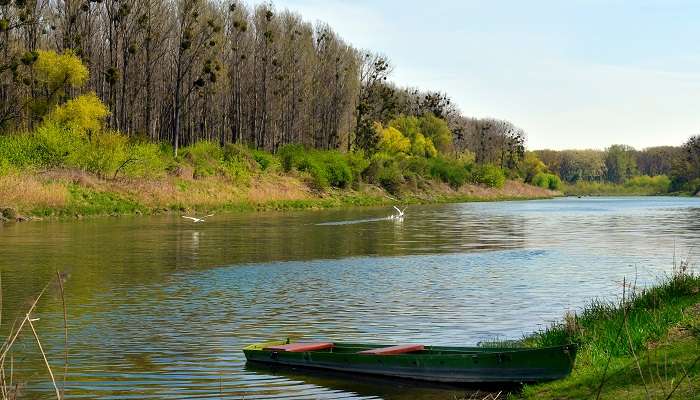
(0, 197), (698, 399)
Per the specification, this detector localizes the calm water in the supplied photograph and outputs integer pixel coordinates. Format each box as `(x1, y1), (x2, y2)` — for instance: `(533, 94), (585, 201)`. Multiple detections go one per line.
(0, 197), (698, 399)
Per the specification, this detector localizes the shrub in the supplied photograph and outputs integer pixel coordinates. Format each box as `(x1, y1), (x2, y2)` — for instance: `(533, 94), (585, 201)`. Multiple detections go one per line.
(625, 175), (671, 194)
(278, 145), (354, 189)
(428, 157), (469, 189)
(402, 155), (429, 176)
(532, 172), (562, 190)
(278, 144), (306, 172)
(44, 93), (109, 133)
(473, 164), (506, 188)
(33, 123), (81, 167)
(346, 151), (370, 185)
(121, 142), (168, 178)
(297, 156), (329, 189)
(251, 149), (275, 171)
(319, 151), (353, 188)
(68, 131), (128, 177)
(0, 133), (44, 168)
(376, 123), (411, 154)
(377, 163), (403, 194)
(180, 140), (223, 178)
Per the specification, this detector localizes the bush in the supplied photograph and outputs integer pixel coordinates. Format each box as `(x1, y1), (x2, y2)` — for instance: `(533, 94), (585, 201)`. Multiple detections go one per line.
(532, 172), (562, 190)
(473, 164), (506, 188)
(278, 144), (306, 172)
(278, 145), (354, 189)
(377, 163), (403, 194)
(34, 123), (82, 167)
(68, 131), (128, 177)
(180, 141), (223, 178)
(0, 133), (44, 168)
(347, 151), (370, 185)
(44, 93), (109, 133)
(121, 142), (168, 178)
(625, 175), (671, 194)
(428, 157), (469, 189)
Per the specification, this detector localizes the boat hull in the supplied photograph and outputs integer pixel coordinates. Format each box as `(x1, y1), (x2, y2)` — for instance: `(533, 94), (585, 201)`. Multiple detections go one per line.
(243, 341), (576, 384)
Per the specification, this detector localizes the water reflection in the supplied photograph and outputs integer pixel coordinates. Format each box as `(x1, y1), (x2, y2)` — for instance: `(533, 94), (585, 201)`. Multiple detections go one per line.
(0, 197), (698, 399)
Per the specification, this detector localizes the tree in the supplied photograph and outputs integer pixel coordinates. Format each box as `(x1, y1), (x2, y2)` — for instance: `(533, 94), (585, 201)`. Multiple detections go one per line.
(354, 52), (391, 153)
(671, 135), (700, 193)
(605, 144), (637, 184)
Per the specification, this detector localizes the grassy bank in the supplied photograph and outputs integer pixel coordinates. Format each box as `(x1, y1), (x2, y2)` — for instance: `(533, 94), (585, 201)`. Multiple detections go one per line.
(562, 175), (677, 196)
(0, 168), (556, 221)
(519, 266), (700, 399)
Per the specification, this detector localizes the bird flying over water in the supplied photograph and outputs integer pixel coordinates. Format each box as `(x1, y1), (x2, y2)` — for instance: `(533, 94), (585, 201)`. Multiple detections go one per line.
(182, 214), (214, 223)
(389, 206), (406, 220)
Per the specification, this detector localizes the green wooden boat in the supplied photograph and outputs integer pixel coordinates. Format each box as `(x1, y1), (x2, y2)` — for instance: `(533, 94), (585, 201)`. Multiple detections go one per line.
(243, 340), (577, 384)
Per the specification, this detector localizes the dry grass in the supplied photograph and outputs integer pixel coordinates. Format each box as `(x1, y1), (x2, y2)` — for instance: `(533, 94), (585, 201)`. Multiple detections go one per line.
(457, 180), (558, 199)
(0, 173), (68, 210)
(0, 168), (557, 218)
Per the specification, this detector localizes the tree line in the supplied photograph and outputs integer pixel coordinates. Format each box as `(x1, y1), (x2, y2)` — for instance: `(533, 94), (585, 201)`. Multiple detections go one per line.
(0, 0), (526, 166)
(534, 138), (700, 193)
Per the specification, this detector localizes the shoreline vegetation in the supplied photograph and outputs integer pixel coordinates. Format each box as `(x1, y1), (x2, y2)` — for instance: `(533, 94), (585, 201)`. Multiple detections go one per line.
(0, 167), (557, 222)
(518, 261), (700, 400)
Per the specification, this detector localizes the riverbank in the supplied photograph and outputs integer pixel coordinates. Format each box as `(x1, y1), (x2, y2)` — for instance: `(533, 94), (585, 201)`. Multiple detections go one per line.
(519, 269), (700, 400)
(0, 169), (557, 222)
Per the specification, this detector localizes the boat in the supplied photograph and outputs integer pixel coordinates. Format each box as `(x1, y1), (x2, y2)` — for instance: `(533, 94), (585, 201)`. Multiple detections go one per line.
(243, 340), (577, 384)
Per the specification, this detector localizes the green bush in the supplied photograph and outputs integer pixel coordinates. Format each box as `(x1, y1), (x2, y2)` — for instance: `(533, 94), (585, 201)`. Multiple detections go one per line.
(278, 144), (306, 172)
(377, 163), (403, 194)
(625, 175), (671, 194)
(473, 164), (506, 188)
(252, 149), (275, 171)
(532, 172), (562, 190)
(34, 123), (82, 167)
(428, 157), (469, 189)
(180, 140), (223, 178)
(0, 133), (43, 168)
(402, 156), (429, 176)
(68, 131), (128, 177)
(347, 151), (370, 185)
(277, 145), (354, 189)
(121, 142), (168, 178)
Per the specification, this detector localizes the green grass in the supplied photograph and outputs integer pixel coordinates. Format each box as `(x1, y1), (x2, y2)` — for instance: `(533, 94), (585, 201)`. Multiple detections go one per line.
(563, 176), (673, 196)
(519, 270), (700, 400)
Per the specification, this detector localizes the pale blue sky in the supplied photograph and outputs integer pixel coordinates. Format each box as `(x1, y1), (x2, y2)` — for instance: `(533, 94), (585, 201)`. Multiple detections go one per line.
(253, 0), (700, 150)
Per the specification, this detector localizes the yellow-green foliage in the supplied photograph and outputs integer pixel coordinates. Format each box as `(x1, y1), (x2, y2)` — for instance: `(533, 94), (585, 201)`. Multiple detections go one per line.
(69, 131), (128, 177)
(531, 172), (561, 190)
(388, 115), (439, 158)
(411, 132), (438, 158)
(419, 113), (453, 154)
(375, 122), (411, 154)
(122, 142), (168, 179)
(521, 151), (547, 182)
(625, 175), (671, 193)
(34, 50), (89, 90)
(45, 93), (109, 133)
(180, 141), (223, 178)
(473, 164), (506, 188)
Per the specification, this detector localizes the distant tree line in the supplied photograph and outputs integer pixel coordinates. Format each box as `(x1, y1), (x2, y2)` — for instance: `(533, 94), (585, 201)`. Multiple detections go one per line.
(0, 0), (526, 166)
(534, 137), (700, 193)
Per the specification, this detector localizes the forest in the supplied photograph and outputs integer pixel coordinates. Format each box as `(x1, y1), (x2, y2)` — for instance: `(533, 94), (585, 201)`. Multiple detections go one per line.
(0, 0), (698, 204)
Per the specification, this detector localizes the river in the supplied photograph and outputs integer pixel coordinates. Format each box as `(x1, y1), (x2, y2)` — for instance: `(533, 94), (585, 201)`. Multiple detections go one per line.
(0, 197), (698, 399)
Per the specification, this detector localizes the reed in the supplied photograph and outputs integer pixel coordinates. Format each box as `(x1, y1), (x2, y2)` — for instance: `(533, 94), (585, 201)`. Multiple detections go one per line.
(0, 274), (68, 400)
(520, 254), (700, 399)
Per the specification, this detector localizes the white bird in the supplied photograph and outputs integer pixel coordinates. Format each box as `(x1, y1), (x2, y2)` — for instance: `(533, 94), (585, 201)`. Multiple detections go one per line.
(182, 214), (214, 223)
(389, 206), (406, 220)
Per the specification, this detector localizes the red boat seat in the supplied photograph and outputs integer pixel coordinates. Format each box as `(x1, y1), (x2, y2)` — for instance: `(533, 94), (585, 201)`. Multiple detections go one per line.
(358, 344), (425, 355)
(264, 342), (334, 352)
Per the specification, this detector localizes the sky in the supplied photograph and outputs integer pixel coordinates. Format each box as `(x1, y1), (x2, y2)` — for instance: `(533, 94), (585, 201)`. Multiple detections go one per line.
(250, 0), (700, 150)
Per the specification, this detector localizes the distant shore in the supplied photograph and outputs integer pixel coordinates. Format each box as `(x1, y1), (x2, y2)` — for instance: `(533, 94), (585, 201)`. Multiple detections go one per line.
(0, 169), (558, 223)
